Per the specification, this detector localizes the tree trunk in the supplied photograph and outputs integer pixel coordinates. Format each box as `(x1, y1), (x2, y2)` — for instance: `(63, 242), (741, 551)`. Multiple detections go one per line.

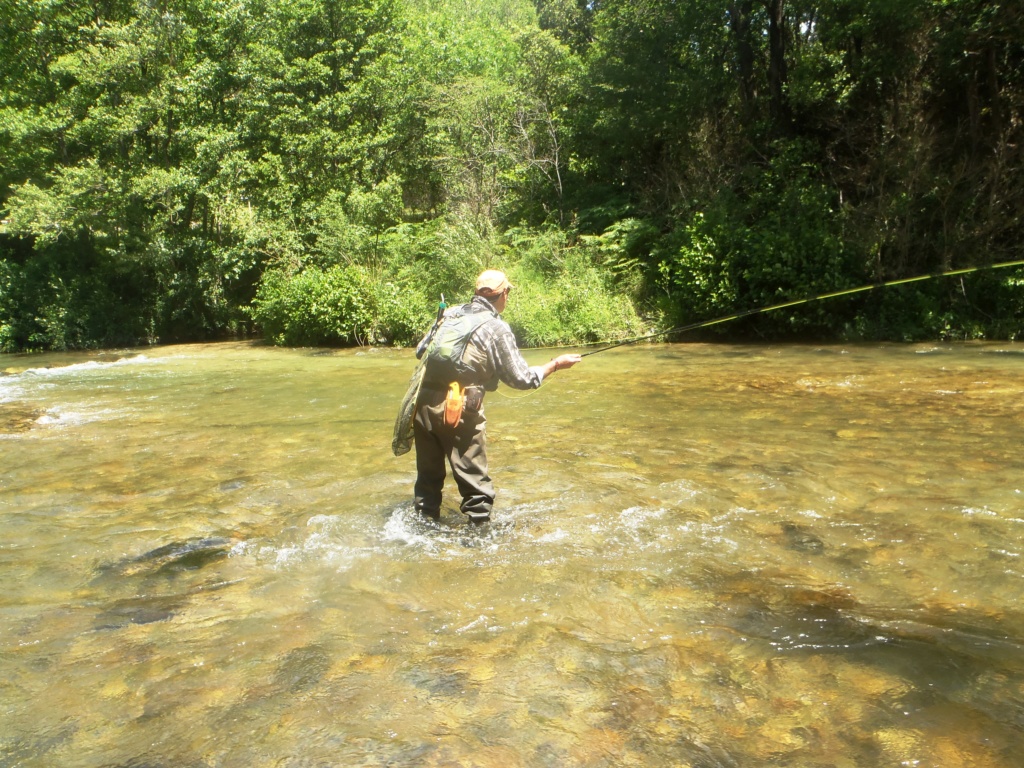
(767, 0), (790, 133)
(729, 0), (756, 121)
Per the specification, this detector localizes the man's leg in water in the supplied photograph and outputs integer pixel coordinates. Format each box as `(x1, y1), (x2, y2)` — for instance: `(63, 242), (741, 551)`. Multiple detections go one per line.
(449, 409), (494, 522)
(413, 401), (446, 519)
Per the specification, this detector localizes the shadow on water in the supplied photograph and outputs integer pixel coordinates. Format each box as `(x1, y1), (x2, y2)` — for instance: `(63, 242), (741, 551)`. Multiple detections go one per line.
(723, 572), (1024, 663)
(91, 575), (243, 631)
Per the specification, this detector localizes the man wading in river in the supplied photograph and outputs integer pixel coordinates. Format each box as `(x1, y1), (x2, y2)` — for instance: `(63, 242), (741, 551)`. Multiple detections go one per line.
(410, 270), (581, 522)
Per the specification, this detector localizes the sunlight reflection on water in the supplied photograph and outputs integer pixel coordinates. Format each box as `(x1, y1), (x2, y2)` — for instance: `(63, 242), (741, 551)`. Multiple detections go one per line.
(2, 340), (1024, 766)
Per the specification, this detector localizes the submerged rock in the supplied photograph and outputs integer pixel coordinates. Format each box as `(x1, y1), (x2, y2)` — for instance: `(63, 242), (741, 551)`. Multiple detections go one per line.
(95, 595), (184, 629)
(0, 403), (44, 434)
(402, 666), (469, 696)
(781, 522), (825, 554)
(96, 537), (235, 581)
(273, 645), (332, 693)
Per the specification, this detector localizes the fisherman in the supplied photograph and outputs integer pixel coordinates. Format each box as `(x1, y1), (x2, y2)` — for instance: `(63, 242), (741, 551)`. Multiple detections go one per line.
(412, 269), (581, 522)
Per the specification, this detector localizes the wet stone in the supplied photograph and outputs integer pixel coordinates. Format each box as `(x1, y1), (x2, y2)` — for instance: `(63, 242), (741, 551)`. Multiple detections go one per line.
(111, 758), (208, 768)
(671, 737), (741, 768)
(0, 719), (77, 765)
(534, 742), (571, 768)
(601, 687), (662, 731)
(528, 695), (568, 722)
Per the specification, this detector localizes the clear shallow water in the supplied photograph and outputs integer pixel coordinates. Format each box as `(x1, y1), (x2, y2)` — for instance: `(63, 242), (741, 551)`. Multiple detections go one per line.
(2, 340), (1023, 767)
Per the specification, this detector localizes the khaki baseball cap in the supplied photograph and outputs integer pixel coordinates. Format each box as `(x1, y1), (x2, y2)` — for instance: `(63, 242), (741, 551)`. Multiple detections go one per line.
(475, 269), (513, 297)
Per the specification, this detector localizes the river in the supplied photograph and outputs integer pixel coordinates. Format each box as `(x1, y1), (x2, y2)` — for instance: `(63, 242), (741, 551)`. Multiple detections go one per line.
(2, 340), (1023, 766)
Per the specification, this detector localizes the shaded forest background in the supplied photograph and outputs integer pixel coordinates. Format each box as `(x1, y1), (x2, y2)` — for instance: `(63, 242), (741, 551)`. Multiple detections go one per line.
(1, 0), (1022, 351)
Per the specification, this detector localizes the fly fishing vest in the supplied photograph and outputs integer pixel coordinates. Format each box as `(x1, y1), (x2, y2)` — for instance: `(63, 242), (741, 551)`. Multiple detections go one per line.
(423, 304), (493, 385)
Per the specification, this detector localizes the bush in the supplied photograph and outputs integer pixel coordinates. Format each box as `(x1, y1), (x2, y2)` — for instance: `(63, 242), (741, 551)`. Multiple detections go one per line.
(248, 222), (645, 350)
(502, 241), (645, 347)
(0, 238), (157, 351)
(385, 219), (486, 308)
(653, 142), (862, 338)
(249, 265), (422, 347)
(0, 231), (258, 351)
(849, 269), (1024, 342)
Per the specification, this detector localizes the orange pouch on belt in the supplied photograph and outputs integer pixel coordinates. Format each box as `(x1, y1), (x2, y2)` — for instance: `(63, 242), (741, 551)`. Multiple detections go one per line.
(443, 382), (465, 427)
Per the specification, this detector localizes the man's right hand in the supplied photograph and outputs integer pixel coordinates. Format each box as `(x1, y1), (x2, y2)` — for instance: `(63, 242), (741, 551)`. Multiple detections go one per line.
(551, 354), (582, 371)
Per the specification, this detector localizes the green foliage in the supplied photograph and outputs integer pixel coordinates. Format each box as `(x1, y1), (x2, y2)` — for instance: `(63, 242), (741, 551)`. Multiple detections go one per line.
(729, 146), (860, 334)
(0, 257), (26, 352)
(649, 143), (860, 337)
(501, 229), (645, 346)
(0, 238), (155, 351)
(401, 219), (491, 297)
(652, 213), (738, 324)
(852, 269), (1024, 342)
(581, 218), (659, 299)
(1, 0), (1022, 350)
(248, 265), (420, 347)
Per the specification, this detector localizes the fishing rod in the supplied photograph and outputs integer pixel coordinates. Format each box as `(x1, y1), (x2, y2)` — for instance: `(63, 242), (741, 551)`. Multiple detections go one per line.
(580, 258), (1024, 357)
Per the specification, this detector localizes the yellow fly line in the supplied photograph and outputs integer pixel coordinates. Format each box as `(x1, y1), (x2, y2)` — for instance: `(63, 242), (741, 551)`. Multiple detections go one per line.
(490, 258), (1024, 399)
(573, 258), (1024, 357)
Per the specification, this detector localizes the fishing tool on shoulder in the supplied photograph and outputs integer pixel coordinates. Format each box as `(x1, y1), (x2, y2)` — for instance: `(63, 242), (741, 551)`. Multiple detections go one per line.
(392, 357), (426, 456)
(420, 294), (448, 352)
(444, 382), (465, 427)
(391, 294), (450, 456)
(578, 258), (1024, 357)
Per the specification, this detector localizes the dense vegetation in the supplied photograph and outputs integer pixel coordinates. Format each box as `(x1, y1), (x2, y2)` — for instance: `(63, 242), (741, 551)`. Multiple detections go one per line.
(1, 0), (1022, 351)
